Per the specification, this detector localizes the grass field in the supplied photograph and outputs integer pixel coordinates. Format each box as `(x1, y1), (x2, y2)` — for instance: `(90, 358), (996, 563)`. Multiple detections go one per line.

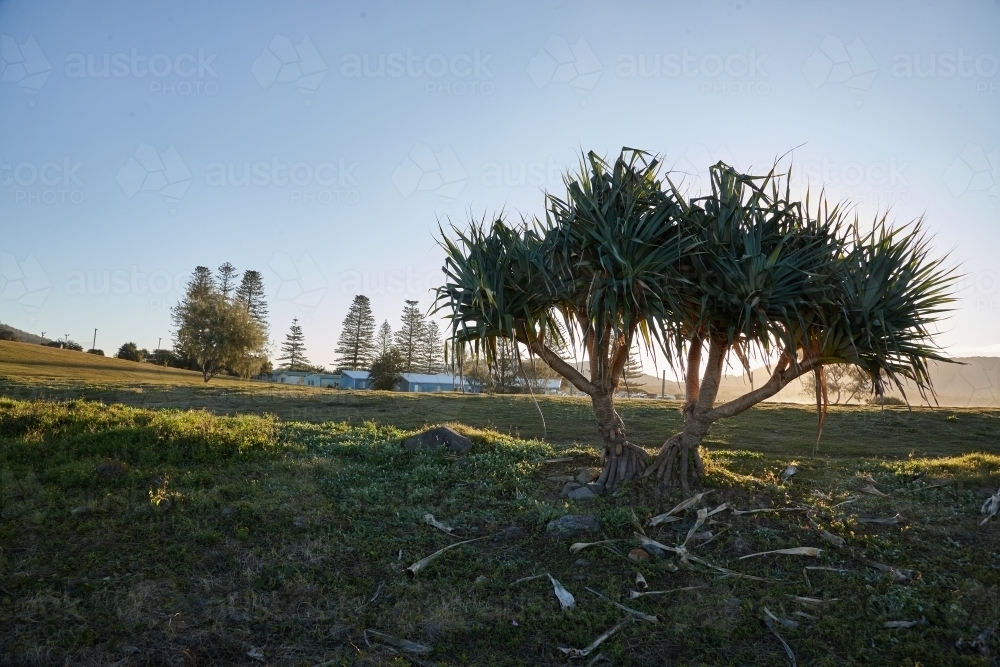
(3, 341), (1000, 665)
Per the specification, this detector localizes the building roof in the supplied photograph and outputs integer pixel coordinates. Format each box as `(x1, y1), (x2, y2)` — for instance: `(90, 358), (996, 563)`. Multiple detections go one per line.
(400, 373), (467, 385)
(341, 370), (371, 379)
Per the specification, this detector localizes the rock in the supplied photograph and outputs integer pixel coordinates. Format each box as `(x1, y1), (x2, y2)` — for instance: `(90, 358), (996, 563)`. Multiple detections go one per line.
(402, 426), (473, 454)
(576, 467), (601, 485)
(546, 514), (601, 539)
(293, 516), (308, 529)
(574, 558), (590, 567)
(586, 482), (605, 494)
(221, 506), (233, 519)
(562, 481), (582, 496)
(629, 548), (652, 563)
(568, 487), (596, 501)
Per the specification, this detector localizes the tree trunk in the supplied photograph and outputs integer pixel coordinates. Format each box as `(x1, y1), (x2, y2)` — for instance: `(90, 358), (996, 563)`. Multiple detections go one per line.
(592, 392), (648, 494)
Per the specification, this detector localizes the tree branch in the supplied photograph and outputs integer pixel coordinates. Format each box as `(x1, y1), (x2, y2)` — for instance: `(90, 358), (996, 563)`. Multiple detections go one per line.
(521, 334), (597, 396)
(706, 352), (819, 421)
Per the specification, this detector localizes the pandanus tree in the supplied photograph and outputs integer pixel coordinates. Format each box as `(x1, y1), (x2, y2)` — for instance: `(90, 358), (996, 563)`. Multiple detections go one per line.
(437, 148), (957, 493)
(437, 150), (687, 492)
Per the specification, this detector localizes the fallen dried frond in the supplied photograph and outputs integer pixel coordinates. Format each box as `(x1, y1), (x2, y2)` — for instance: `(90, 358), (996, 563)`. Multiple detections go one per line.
(629, 585), (707, 599)
(786, 595), (838, 606)
(884, 618), (927, 629)
(764, 606), (800, 630)
(739, 547), (822, 560)
(569, 540), (620, 555)
(732, 507), (807, 516)
(857, 514), (907, 525)
(559, 617), (632, 658)
(861, 484), (889, 497)
(648, 491), (713, 526)
(548, 574), (575, 611)
(981, 488), (1000, 525)
(422, 513), (455, 535)
(763, 613), (796, 665)
(365, 629), (433, 654)
(585, 587), (658, 623)
(404, 536), (487, 578)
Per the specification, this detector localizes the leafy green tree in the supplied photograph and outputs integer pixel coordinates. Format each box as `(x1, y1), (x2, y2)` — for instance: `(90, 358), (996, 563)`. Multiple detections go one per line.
(173, 266), (269, 382)
(115, 342), (145, 362)
(800, 363), (872, 404)
(86, 349), (104, 356)
(335, 295), (376, 370)
(149, 348), (178, 367)
(277, 317), (311, 371)
(0, 328), (17, 341)
(370, 348), (404, 390)
(438, 149), (957, 492)
(394, 300), (426, 372)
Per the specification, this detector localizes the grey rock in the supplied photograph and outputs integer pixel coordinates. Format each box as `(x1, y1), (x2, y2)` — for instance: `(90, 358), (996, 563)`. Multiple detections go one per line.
(293, 516), (308, 529)
(574, 558), (590, 567)
(586, 482), (605, 494)
(546, 514), (601, 538)
(576, 467), (601, 485)
(402, 426), (473, 454)
(561, 481), (582, 496)
(568, 487), (597, 500)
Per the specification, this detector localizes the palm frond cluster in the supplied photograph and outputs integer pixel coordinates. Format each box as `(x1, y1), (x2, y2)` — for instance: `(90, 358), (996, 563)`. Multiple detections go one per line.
(437, 148), (957, 402)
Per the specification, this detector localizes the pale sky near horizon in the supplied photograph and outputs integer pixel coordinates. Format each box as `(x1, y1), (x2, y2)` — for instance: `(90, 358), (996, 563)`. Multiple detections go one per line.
(1, 0), (998, 372)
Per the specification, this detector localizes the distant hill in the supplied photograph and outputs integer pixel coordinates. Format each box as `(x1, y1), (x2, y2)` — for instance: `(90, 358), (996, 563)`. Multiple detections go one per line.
(0, 339), (252, 386)
(581, 358), (1000, 408)
(0, 321), (46, 345)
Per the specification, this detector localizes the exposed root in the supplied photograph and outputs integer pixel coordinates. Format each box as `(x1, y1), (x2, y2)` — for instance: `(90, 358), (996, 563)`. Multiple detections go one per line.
(644, 435), (704, 493)
(596, 441), (649, 494)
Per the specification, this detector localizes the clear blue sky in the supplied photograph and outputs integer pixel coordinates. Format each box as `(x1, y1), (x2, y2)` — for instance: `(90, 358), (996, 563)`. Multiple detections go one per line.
(1, 0), (998, 367)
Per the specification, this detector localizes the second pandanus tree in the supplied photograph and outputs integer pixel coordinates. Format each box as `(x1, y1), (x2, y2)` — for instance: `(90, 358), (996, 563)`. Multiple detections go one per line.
(643, 165), (957, 490)
(437, 149), (688, 493)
